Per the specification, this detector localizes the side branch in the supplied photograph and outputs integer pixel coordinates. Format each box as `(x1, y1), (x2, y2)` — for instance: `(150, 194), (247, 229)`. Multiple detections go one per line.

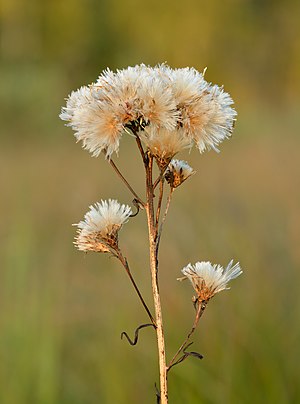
(156, 188), (174, 252)
(155, 179), (165, 228)
(116, 249), (156, 326)
(108, 157), (145, 207)
(167, 300), (206, 371)
(153, 165), (169, 190)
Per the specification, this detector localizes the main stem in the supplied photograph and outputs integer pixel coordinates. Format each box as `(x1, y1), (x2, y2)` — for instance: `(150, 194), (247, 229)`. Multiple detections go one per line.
(145, 155), (168, 404)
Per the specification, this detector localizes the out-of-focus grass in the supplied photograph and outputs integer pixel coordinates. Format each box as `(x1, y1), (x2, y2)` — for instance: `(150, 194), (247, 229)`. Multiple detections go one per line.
(1, 106), (300, 403)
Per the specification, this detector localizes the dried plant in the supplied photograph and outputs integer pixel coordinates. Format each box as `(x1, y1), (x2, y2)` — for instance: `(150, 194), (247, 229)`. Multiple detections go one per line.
(60, 64), (243, 403)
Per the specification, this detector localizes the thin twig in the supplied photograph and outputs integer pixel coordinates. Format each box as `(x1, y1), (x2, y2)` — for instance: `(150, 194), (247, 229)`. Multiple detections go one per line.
(153, 166), (168, 190)
(116, 249), (156, 326)
(153, 154), (174, 190)
(155, 179), (165, 228)
(167, 300), (206, 371)
(156, 188), (174, 251)
(167, 342), (203, 372)
(108, 157), (145, 207)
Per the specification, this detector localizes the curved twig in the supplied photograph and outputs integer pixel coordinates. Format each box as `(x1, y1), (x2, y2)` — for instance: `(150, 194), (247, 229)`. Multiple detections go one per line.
(130, 198), (144, 217)
(121, 323), (156, 346)
(167, 342), (203, 372)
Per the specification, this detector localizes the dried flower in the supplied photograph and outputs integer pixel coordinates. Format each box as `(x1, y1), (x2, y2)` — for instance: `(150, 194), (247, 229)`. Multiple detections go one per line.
(60, 64), (236, 159)
(169, 67), (208, 107)
(59, 86), (93, 122)
(140, 126), (191, 170)
(165, 159), (195, 188)
(136, 72), (179, 130)
(74, 231), (111, 253)
(60, 84), (124, 158)
(188, 84), (237, 153)
(74, 199), (132, 252)
(181, 260), (242, 301)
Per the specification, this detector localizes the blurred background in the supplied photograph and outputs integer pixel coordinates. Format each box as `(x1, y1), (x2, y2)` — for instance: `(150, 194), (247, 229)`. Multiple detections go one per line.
(1, 0), (300, 403)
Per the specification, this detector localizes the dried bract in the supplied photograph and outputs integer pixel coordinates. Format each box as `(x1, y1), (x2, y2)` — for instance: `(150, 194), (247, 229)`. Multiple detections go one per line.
(165, 159), (195, 188)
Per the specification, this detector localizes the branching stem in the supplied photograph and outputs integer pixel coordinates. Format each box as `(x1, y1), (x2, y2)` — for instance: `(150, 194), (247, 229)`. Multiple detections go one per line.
(167, 300), (206, 371)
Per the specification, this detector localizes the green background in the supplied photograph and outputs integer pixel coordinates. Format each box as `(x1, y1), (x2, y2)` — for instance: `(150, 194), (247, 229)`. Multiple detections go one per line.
(1, 0), (299, 403)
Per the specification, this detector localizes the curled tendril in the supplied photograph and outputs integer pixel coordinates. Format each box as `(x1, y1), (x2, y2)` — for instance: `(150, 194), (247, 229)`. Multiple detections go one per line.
(167, 342), (203, 372)
(121, 323), (156, 346)
(130, 198), (144, 217)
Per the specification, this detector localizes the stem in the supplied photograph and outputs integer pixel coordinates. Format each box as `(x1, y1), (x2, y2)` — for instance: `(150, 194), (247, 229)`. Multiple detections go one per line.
(116, 249), (156, 326)
(108, 157), (145, 207)
(155, 179), (164, 227)
(145, 155), (168, 404)
(135, 134), (147, 165)
(153, 161), (171, 190)
(167, 301), (206, 370)
(156, 188), (174, 252)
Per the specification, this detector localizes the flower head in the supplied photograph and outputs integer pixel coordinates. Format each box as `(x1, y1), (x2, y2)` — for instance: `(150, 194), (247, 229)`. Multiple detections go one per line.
(188, 84), (237, 153)
(181, 260), (242, 301)
(140, 126), (191, 169)
(74, 199), (132, 252)
(136, 71), (179, 130)
(165, 159), (195, 188)
(60, 64), (236, 159)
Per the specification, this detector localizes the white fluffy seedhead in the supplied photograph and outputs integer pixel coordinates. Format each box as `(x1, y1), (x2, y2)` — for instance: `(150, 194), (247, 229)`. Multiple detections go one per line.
(181, 260), (242, 301)
(60, 64), (237, 159)
(74, 199), (132, 252)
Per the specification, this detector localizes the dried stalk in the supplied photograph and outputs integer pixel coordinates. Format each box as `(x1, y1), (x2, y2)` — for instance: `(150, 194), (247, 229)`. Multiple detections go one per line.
(145, 154), (168, 404)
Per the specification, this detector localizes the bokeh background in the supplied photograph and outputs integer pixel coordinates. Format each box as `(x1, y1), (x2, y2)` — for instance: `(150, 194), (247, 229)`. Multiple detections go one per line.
(1, 0), (300, 403)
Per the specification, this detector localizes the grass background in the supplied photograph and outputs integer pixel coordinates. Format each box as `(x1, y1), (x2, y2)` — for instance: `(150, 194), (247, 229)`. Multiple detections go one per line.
(1, 0), (300, 403)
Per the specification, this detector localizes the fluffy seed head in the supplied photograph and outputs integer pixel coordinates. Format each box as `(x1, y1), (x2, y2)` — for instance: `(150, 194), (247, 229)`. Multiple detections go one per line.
(140, 126), (191, 169)
(181, 260), (242, 301)
(74, 199), (132, 252)
(137, 72), (179, 130)
(189, 84), (237, 153)
(60, 64), (237, 159)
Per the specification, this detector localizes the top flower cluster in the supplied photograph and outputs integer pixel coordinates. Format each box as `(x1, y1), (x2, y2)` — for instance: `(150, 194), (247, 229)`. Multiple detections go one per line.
(60, 64), (236, 159)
